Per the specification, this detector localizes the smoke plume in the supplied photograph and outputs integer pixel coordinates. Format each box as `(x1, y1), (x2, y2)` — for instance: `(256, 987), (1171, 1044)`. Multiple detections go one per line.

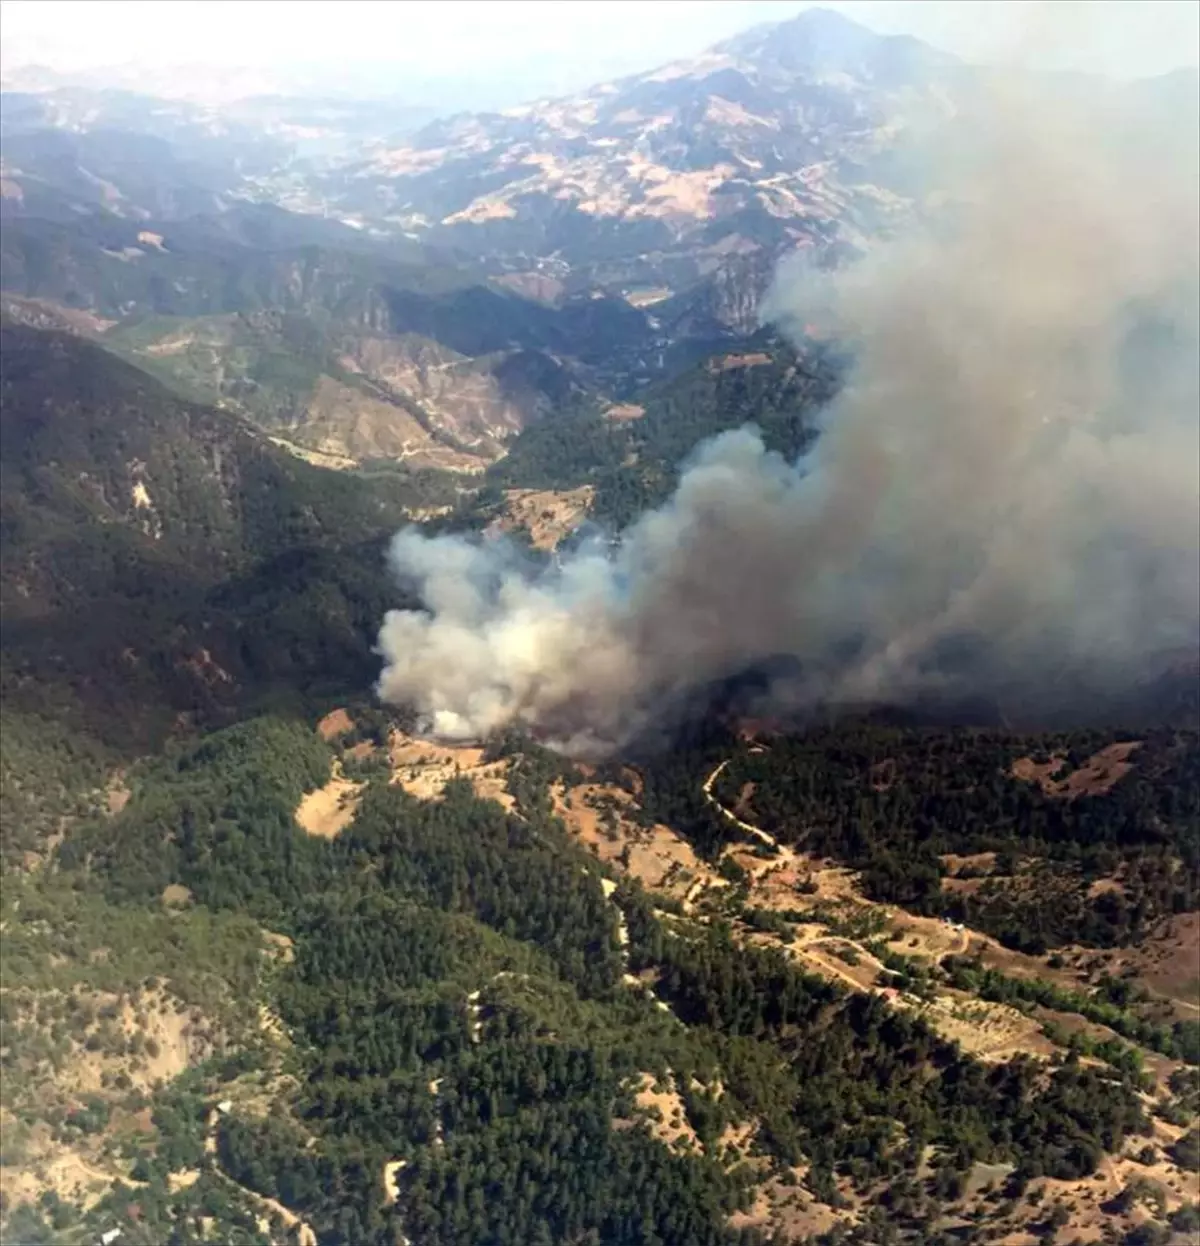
(376, 75), (1200, 755)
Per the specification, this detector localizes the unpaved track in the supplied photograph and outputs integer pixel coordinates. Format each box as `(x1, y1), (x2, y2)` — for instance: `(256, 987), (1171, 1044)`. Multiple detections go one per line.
(703, 759), (779, 849)
(206, 1109), (317, 1246)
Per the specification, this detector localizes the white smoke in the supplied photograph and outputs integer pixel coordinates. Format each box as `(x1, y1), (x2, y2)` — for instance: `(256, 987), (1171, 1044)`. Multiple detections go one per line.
(376, 74), (1200, 755)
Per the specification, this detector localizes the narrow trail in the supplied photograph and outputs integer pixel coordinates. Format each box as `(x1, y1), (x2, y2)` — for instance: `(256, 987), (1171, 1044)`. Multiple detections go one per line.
(205, 1108), (317, 1246)
(783, 941), (871, 993)
(702, 759), (779, 849)
(589, 869), (681, 1021)
(699, 757), (807, 906)
(700, 755), (982, 1011)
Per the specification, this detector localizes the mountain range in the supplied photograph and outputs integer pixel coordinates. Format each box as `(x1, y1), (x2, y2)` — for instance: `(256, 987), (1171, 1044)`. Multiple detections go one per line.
(3, 8), (1194, 473)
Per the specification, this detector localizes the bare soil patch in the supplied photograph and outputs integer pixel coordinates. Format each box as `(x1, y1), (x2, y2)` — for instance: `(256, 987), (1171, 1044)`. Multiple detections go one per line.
(389, 732), (515, 811)
(316, 708), (355, 741)
(267, 436), (358, 471)
(382, 1158), (408, 1205)
(261, 931), (295, 965)
(160, 883), (192, 909)
(941, 851), (997, 877)
(1012, 741), (1141, 799)
(974, 912), (1200, 1015)
(908, 989), (1054, 1061)
(728, 1168), (854, 1241)
(553, 782), (714, 905)
(105, 775), (131, 815)
(0, 294), (117, 336)
(708, 352), (773, 373)
(1057, 912), (1200, 1015)
(494, 486), (595, 550)
(0, 989), (217, 1212)
(0, 1136), (137, 1214)
(630, 1072), (702, 1155)
(623, 287), (673, 308)
(604, 402), (646, 422)
(300, 375), (486, 473)
(294, 764), (364, 838)
(1007, 1146), (1199, 1242)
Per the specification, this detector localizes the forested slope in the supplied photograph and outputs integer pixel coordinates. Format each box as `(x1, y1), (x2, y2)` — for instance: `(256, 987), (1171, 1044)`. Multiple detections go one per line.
(7, 713), (1194, 1245)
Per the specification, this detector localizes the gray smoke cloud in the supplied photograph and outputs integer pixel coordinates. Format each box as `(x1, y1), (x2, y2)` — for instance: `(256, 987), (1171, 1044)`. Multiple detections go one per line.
(376, 74), (1200, 755)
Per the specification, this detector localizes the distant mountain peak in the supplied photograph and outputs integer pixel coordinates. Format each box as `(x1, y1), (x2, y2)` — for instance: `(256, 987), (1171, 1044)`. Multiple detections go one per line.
(717, 4), (959, 82)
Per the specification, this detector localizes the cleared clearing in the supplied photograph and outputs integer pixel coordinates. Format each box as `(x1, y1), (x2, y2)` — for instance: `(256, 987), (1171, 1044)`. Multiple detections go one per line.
(0, 988), (216, 1212)
(553, 781), (717, 906)
(708, 352), (773, 372)
(630, 1072), (702, 1155)
(1011, 740), (1141, 798)
(389, 731), (515, 811)
(494, 486), (595, 550)
(316, 707), (355, 740)
(294, 763), (364, 838)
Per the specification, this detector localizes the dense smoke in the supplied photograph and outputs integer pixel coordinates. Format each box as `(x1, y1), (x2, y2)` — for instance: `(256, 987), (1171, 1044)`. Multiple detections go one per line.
(376, 77), (1200, 755)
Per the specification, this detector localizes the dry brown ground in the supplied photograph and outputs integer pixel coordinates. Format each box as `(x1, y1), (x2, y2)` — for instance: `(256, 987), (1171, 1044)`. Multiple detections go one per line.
(0, 988), (214, 1212)
(558, 767), (1060, 1067)
(907, 990), (1055, 1061)
(971, 912), (1200, 1018)
(1068, 912), (1200, 1014)
(160, 883), (192, 908)
(552, 781), (715, 904)
(1011, 741), (1141, 798)
(494, 486), (595, 550)
(623, 288), (673, 308)
(998, 1140), (1200, 1243)
(294, 764), (364, 838)
(728, 1168), (857, 1241)
(629, 1072), (703, 1156)
(389, 731), (515, 811)
(62, 990), (211, 1097)
(105, 775), (132, 815)
(382, 1158), (408, 1205)
(708, 352), (773, 373)
(298, 375), (488, 473)
(0, 1134), (143, 1213)
(261, 931), (295, 965)
(0, 294), (117, 335)
(941, 851), (998, 876)
(316, 708), (355, 741)
(604, 402), (646, 422)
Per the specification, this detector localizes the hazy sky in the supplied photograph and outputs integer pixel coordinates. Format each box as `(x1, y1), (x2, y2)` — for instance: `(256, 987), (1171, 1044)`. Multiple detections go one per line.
(2, 0), (1197, 103)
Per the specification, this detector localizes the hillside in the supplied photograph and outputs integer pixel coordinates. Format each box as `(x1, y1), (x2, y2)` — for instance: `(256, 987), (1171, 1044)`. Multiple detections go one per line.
(0, 323), (447, 757)
(3, 706), (1197, 1245)
(0, 210), (661, 466)
(0, 8), (966, 386)
(484, 332), (839, 528)
(305, 7), (952, 298)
